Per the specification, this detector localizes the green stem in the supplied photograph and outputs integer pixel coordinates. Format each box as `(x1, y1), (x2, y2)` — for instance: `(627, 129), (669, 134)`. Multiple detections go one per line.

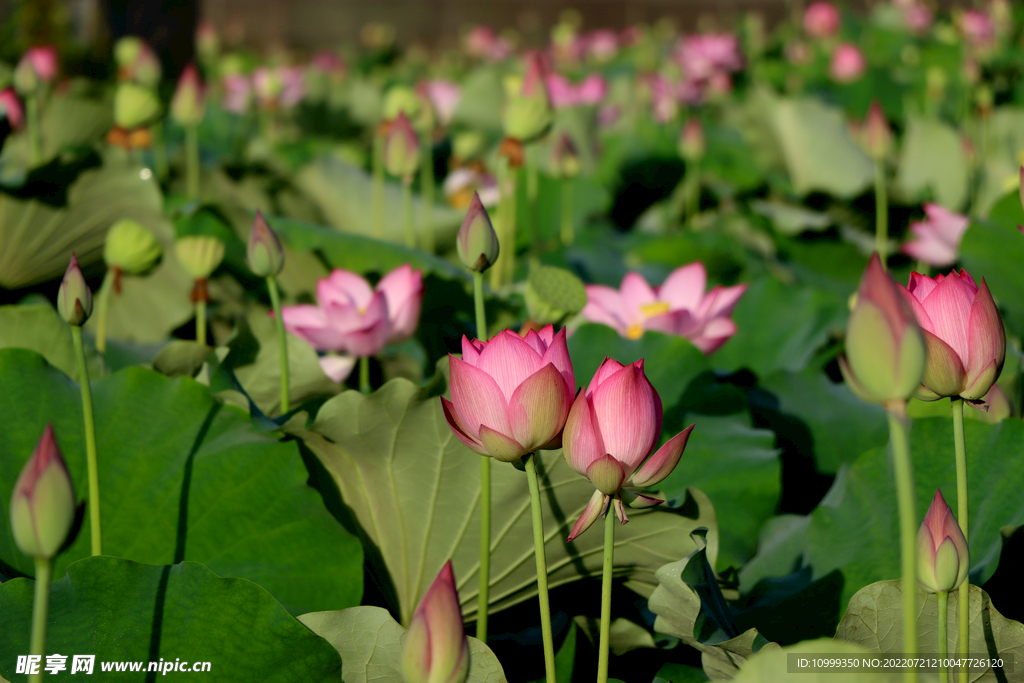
(523, 454), (556, 683)
(72, 325), (102, 556)
(372, 136), (385, 239)
(875, 158), (889, 268)
(683, 160), (701, 226)
(95, 269), (115, 354)
(597, 496), (615, 683)
(938, 590), (949, 683)
(421, 142), (435, 253)
(196, 298), (207, 345)
(490, 155), (510, 289)
(952, 397), (969, 683)
(267, 276), (289, 413)
(526, 147), (539, 259)
(472, 272), (486, 340)
(478, 455), (491, 644)
(560, 177), (575, 246)
(186, 124), (200, 200)
(402, 179), (416, 249)
(504, 166), (520, 286)
(151, 120), (169, 182)
(29, 557), (52, 683)
(27, 93), (42, 167)
(887, 406), (917, 683)
(359, 355), (370, 394)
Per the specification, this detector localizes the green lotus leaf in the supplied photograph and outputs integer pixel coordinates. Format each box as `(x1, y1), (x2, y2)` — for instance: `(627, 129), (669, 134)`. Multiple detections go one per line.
(731, 639), (900, 683)
(0, 302), (107, 381)
(897, 115), (969, 211)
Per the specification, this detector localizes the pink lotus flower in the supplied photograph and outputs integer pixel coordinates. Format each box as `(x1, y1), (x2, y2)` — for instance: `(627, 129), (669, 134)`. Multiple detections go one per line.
(253, 66), (304, 110)
(0, 88), (24, 130)
(223, 74), (252, 113)
(280, 265), (423, 380)
(21, 46), (59, 83)
(585, 30), (619, 62)
(545, 72), (607, 109)
(582, 264), (747, 355)
(900, 204), (970, 268)
(830, 43), (866, 82)
(563, 358), (694, 541)
(646, 74), (679, 123)
(441, 326), (575, 463)
(464, 25), (511, 61)
(420, 79), (461, 127)
(804, 1), (841, 39)
(898, 269), (1005, 404)
(402, 561), (470, 683)
(917, 490), (969, 593)
(676, 34), (744, 81)
(960, 9), (995, 53)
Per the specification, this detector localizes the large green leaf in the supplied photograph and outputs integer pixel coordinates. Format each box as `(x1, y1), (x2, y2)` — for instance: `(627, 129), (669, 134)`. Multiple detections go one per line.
(836, 580), (1023, 683)
(896, 116), (969, 210)
(0, 349), (362, 615)
(730, 639), (899, 683)
(0, 303), (107, 381)
(0, 557), (341, 683)
(801, 417), (1024, 611)
(299, 606), (507, 683)
(287, 367), (717, 625)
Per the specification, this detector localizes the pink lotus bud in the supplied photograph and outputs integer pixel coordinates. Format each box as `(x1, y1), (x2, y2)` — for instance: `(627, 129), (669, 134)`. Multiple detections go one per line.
(898, 268), (1005, 404)
(917, 490), (969, 593)
(441, 326), (575, 464)
(900, 204), (970, 268)
(14, 46), (58, 93)
(196, 21), (220, 63)
(457, 192), (500, 272)
(838, 254), (926, 407)
(384, 111), (421, 180)
(57, 253), (93, 326)
(679, 118), (705, 162)
(581, 264), (747, 354)
(171, 64), (206, 127)
(401, 561), (470, 683)
(0, 88), (24, 130)
(247, 211), (285, 277)
(830, 43), (866, 83)
(804, 2), (841, 39)
(421, 80), (461, 127)
(10, 425), (77, 560)
(864, 101), (892, 160)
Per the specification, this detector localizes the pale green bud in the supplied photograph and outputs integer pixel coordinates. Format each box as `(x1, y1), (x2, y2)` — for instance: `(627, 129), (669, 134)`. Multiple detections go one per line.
(105, 219), (163, 274)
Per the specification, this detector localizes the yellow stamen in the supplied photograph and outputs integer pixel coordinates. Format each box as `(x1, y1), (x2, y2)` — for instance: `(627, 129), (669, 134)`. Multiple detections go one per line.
(625, 323), (644, 340)
(639, 301), (671, 318)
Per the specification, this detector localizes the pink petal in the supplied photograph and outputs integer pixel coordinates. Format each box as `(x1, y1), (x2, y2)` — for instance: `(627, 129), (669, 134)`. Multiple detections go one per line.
(657, 263), (707, 312)
(377, 265), (424, 343)
(321, 269), (375, 309)
(576, 74), (607, 104)
(440, 396), (488, 455)
(896, 281), (936, 335)
(920, 330), (966, 398)
(582, 285), (631, 333)
(449, 355), (512, 440)
(689, 317), (739, 355)
(461, 335), (484, 365)
(539, 327), (575, 399)
(587, 357), (625, 398)
(920, 273), (975, 362)
(965, 278), (1005, 390)
(621, 490), (663, 508)
(901, 233), (958, 268)
(630, 424), (694, 487)
(906, 271), (938, 300)
(507, 363), (571, 452)
(619, 272), (658, 317)
(476, 330), (544, 401)
(281, 305), (343, 351)
(566, 490), (609, 542)
(702, 283), (747, 320)
(319, 355), (357, 383)
(562, 392), (605, 476)
(589, 361), (659, 471)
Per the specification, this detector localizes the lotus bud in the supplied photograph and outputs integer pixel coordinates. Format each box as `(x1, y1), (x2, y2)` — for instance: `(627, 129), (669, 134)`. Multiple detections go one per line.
(10, 425), (77, 560)
(917, 490), (969, 593)
(864, 101), (892, 160)
(247, 211), (285, 277)
(171, 64), (206, 127)
(104, 219), (163, 275)
(175, 235), (225, 280)
(114, 37), (162, 87)
(838, 254), (926, 408)
(0, 88), (24, 130)
(551, 132), (581, 179)
(113, 82), (162, 129)
(502, 51), (553, 143)
(401, 561), (470, 683)
(196, 22), (220, 65)
(57, 254), (93, 326)
(14, 46), (58, 94)
(384, 111), (421, 180)
(456, 193), (499, 272)
(383, 85), (422, 124)
(678, 118), (705, 162)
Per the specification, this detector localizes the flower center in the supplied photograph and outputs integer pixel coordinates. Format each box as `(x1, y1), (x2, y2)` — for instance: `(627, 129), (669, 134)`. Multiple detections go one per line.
(625, 323), (644, 340)
(639, 301), (671, 318)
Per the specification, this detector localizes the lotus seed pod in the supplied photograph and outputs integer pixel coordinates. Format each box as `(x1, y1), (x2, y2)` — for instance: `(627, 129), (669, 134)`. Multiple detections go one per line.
(175, 235), (225, 280)
(104, 219), (163, 275)
(113, 82), (161, 129)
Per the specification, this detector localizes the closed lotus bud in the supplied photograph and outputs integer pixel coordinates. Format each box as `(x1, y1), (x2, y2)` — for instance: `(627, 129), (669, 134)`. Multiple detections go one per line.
(171, 64), (206, 127)
(57, 253), (93, 326)
(502, 51), (553, 143)
(14, 46), (58, 94)
(864, 101), (892, 160)
(456, 192), (499, 272)
(175, 235), (225, 280)
(383, 84), (433, 134)
(10, 425), (77, 560)
(384, 111), (421, 180)
(918, 490), (969, 593)
(401, 561), (470, 683)
(114, 37), (162, 87)
(678, 118), (705, 162)
(247, 211), (285, 277)
(838, 254), (926, 408)
(551, 133), (581, 179)
(114, 82), (162, 129)
(104, 219), (163, 275)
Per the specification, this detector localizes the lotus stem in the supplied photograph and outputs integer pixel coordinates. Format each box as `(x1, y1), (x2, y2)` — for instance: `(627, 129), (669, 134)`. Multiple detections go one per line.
(938, 590), (949, 683)
(421, 142), (435, 253)
(95, 268), (115, 354)
(526, 147), (539, 260)
(472, 270), (490, 643)
(875, 158), (889, 268)
(71, 325), (102, 556)
(523, 453), (556, 683)
(372, 136), (385, 240)
(402, 179), (416, 249)
(503, 166), (520, 286)
(887, 405), (917, 683)
(560, 177), (575, 246)
(952, 397), (969, 683)
(359, 355), (370, 394)
(196, 299), (207, 345)
(267, 275), (289, 413)
(186, 124), (200, 200)
(683, 161), (701, 226)
(491, 155), (510, 289)
(151, 120), (169, 182)
(29, 557), (52, 683)
(27, 93), (42, 167)
(597, 496), (615, 683)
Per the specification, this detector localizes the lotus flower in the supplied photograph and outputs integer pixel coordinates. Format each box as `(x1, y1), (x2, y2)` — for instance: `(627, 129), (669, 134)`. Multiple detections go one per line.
(10, 425), (77, 560)
(917, 490), (969, 593)
(171, 63), (205, 127)
(545, 73), (607, 109)
(900, 204), (970, 268)
(804, 1), (841, 38)
(960, 9), (995, 54)
(14, 45), (59, 93)
(897, 269), (1005, 404)
(830, 43), (866, 82)
(57, 254), (93, 327)
(457, 192), (499, 273)
(581, 264), (747, 354)
(253, 66), (304, 110)
(247, 211), (285, 278)
(223, 73), (253, 113)
(441, 326), (575, 463)
(0, 88), (24, 130)
(421, 80), (461, 127)
(585, 30), (619, 62)
(401, 561), (470, 683)
(384, 111), (421, 180)
(562, 358), (694, 540)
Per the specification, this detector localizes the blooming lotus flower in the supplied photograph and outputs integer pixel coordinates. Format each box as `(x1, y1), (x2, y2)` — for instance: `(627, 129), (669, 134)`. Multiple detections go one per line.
(57, 254), (93, 326)
(676, 34), (743, 82)
(830, 43), (866, 83)
(10, 425), (77, 560)
(839, 254), (926, 407)
(917, 490), (969, 593)
(441, 326), (575, 464)
(900, 204), (970, 268)
(421, 80), (461, 127)
(563, 358), (694, 540)
(897, 269), (1005, 404)
(582, 264), (747, 354)
(402, 561), (470, 683)
(0, 88), (24, 130)
(804, 1), (841, 38)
